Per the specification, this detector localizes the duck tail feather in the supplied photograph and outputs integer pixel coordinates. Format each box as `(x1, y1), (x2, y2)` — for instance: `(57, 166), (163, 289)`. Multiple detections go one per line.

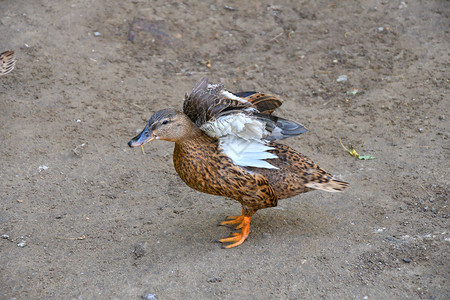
(305, 178), (349, 192)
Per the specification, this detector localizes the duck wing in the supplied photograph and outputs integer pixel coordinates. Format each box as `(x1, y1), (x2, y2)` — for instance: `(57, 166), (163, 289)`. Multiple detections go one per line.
(183, 78), (307, 140)
(183, 77), (253, 127)
(234, 92), (282, 115)
(182, 78), (307, 169)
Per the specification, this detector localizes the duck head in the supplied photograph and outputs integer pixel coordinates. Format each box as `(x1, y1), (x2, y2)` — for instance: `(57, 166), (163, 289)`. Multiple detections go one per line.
(128, 108), (197, 147)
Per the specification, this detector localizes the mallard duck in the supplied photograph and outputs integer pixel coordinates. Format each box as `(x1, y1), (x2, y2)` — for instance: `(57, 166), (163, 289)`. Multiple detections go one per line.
(0, 50), (16, 75)
(128, 78), (349, 248)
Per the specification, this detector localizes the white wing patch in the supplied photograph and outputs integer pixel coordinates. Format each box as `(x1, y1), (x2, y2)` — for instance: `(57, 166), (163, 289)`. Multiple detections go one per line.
(200, 112), (268, 140)
(220, 90), (248, 103)
(199, 110), (278, 169)
(207, 83), (222, 89)
(219, 136), (279, 169)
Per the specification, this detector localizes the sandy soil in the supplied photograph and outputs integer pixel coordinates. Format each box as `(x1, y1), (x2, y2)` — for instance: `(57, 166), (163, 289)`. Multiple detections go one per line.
(1, 0), (448, 299)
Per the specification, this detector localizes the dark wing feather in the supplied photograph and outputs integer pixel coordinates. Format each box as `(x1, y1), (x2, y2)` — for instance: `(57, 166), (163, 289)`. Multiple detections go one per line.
(254, 113), (308, 141)
(234, 91), (257, 98)
(183, 77), (252, 127)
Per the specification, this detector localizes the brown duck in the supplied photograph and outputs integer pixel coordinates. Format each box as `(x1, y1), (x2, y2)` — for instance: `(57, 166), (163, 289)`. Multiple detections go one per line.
(128, 78), (348, 248)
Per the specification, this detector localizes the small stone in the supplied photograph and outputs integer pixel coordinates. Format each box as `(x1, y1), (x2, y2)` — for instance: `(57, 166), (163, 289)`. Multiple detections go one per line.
(418, 128), (423, 133)
(438, 115), (445, 120)
(93, 32), (101, 37)
(398, 1), (407, 9)
(402, 258), (411, 263)
(224, 5), (236, 11)
(17, 241), (27, 247)
(38, 165), (49, 172)
(1, 234), (10, 239)
(378, 27), (384, 32)
(142, 293), (156, 300)
(336, 75), (348, 82)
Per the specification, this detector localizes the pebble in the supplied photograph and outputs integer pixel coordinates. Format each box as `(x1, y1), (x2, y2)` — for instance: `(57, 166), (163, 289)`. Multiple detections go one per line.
(38, 165), (49, 172)
(1, 234), (10, 239)
(336, 75), (348, 82)
(418, 128), (423, 133)
(224, 5), (236, 11)
(438, 115), (445, 120)
(378, 27), (384, 32)
(17, 241), (27, 247)
(93, 32), (101, 37)
(142, 293), (156, 300)
(402, 258), (411, 263)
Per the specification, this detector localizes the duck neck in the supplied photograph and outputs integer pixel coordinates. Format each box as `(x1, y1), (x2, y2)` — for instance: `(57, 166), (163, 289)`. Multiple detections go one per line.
(176, 123), (205, 144)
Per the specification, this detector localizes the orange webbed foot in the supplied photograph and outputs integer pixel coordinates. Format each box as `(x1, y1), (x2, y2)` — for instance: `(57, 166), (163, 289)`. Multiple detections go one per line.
(219, 215), (244, 229)
(217, 216), (251, 248)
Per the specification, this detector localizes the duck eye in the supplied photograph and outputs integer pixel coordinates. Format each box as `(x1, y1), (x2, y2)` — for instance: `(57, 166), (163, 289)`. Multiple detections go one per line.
(162, 120), (169, 125)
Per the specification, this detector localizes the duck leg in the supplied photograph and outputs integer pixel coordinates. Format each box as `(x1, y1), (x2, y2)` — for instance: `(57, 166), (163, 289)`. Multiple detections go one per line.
(218, 215), (252, 248)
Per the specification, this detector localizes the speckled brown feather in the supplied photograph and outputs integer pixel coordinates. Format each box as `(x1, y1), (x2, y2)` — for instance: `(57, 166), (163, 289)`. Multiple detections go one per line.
(245, 93), (283, 115)
(0, 50), (16, 75)
(172, 130), (347, 216)
(173, 133), (278, 216)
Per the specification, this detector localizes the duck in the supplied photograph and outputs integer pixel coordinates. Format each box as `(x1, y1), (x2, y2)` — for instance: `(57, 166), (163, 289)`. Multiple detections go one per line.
(128, 78), (349, 248)
(0, 50), (16, 75)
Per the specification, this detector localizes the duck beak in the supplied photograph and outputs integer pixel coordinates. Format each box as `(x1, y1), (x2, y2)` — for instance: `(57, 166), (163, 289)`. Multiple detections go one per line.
(128, 125), (156, 147)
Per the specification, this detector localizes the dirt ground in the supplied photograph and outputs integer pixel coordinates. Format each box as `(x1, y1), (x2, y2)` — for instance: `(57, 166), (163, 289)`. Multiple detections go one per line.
(1, 0), (448, 299)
